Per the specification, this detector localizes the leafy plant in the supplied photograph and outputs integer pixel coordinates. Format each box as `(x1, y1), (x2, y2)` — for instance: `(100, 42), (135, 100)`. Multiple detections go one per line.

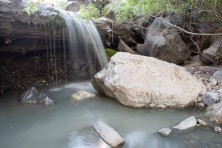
(78, 4), (100, 20)
(104, 0), (222, 23)
(23, 0), (40, 15)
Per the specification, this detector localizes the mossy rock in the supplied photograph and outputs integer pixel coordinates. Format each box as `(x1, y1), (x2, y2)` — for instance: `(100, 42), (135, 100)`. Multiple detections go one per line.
(106, 48), (117, 60)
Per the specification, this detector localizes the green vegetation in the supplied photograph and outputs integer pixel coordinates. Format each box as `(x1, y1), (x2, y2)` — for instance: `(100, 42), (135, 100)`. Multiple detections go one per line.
(24, 0), (66, 15)
(78, 4), (100, 20)
(106, 48), (117, 60)
(23, 0), (40, 15)
(77, 0), (222, 25)
(106, 0), (222, 23)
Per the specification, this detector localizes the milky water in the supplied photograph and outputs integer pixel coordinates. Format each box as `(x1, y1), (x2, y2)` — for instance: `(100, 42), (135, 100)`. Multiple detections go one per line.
(0, 82), (222, 148)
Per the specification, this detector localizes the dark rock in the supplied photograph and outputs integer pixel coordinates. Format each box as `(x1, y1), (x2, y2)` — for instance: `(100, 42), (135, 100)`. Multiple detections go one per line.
(202, 92), (219, 106)
(194, 22), (218, 51)
(137, 17), (190, 65)
(20, 87), (55, 106)
(21, 87), (39, 104)
(38, 92), (56, 106)
(94, 17), (136, 49)
(0, 0), (65, 53)
(201, 38), (222, 65)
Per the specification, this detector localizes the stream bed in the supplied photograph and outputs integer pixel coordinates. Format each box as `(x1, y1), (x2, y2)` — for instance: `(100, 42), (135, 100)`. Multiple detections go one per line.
(0, 82), (222, 148)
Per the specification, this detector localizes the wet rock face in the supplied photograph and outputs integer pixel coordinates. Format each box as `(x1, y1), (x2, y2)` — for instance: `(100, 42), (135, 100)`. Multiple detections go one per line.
(92, 52), (205, 108)
(20, 87), (55, 106)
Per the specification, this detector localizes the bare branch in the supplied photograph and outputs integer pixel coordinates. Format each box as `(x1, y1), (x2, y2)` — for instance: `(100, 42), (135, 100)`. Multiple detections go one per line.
(150, 15), (222, 36)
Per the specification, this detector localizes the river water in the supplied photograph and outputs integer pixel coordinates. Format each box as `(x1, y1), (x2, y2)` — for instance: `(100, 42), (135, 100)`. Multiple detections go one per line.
(0, 82), (221, 148)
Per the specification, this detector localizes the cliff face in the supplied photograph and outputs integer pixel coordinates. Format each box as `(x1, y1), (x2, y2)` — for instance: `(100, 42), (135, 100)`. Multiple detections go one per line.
(0, 0), (66, 53)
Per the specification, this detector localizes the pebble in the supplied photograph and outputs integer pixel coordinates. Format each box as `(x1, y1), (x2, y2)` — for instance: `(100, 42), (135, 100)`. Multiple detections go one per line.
(158, 128), (172, 136)
(197, 119), (207, 126)
(214, 126), (221, 133)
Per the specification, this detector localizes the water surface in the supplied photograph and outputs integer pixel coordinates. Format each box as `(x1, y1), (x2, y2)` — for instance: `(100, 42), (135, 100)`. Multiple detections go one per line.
(0, 82), (221, 148)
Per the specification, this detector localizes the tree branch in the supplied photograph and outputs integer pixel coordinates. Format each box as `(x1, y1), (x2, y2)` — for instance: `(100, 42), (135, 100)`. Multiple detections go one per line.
(149, 15), (222, 36)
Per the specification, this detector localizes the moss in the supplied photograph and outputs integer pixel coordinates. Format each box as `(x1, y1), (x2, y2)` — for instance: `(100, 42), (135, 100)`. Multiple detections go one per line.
(105, 48), (117, 60)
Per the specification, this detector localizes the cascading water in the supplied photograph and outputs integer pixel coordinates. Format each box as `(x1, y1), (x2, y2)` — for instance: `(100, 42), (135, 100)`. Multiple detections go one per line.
(60, 11), (107, 80)
(0, 5), (108, 92)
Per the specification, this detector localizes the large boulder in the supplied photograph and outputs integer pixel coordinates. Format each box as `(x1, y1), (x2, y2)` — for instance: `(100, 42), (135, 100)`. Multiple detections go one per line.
(65, 1), (81, 12)
(92, 52), (205, 108)
(137, 17), (190, 65)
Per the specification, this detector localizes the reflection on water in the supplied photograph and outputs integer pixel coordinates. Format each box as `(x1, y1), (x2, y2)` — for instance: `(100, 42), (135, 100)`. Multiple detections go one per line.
(0, 82), (222, 148)
(68, 128), (110, 148)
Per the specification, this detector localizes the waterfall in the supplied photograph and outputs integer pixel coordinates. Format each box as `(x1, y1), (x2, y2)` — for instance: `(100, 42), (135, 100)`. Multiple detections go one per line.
(61, 11), (108, 80)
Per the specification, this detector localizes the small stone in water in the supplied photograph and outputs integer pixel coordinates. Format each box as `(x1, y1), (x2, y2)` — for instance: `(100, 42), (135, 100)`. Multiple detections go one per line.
(214, 126), (221, 133)
(91, 121), (125, 147)
(158, 128), (172, 136)
(173, 116), (197, 130)
(38, 93), (56, 106)
(20, 87), (39, 104)
(71, 90), (96, 101)
(197, 119), (207, 126)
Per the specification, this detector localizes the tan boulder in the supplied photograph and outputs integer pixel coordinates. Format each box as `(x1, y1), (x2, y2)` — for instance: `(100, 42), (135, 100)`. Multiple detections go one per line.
(92, 52), (205, 108)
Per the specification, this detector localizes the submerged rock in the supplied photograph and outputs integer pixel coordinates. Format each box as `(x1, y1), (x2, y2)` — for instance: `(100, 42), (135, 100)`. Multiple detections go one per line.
(20, 87), (55, 106)
(206, 101), (222, 124)
(202, 92), (219, 106)
(38, 92), (56, 106)
(92, 52), (205, 108)
(70, 90), (96, 101)
(214, 126), (221, 133)
(21, 87), (39, 104)
(173, 116), (197, 130)
(91, 121), (125, 147)
(158, 128), (172, 136)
